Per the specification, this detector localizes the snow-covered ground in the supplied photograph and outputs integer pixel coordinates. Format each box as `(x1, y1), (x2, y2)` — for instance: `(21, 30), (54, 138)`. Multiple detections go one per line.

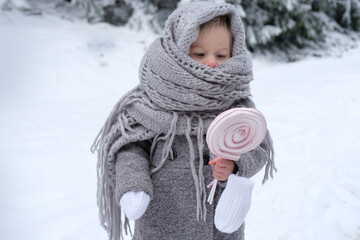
(1, 9), (359, 240)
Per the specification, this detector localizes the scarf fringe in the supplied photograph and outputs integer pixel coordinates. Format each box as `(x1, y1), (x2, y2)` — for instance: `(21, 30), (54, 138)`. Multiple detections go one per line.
(197, 116), (207, 221)
(149, 112), (179, 174)
(262, 130), (277, 184)
(185, 114), (205, 221)
(91, 86), (145, 240)
(91, 86), (141, 153)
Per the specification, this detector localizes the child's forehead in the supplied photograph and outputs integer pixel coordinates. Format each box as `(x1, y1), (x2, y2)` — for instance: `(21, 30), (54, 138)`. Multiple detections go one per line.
(191, 26), (232, 51)
(199, 25), (231, 36)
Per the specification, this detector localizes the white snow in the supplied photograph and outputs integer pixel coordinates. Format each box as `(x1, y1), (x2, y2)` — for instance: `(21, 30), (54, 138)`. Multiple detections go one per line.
(1, 8), (360, 240)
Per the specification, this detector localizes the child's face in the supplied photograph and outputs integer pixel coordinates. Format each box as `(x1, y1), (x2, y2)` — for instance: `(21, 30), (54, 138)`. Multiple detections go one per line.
(189, 26), (232, 68)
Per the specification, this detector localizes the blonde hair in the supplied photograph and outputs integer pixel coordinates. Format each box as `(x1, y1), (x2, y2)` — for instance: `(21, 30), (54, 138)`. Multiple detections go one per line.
(200, 15), (231, 33)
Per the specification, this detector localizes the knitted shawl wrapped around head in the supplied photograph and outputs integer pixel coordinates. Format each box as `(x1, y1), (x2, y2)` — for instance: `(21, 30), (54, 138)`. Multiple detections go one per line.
(91, 2), (275, 240)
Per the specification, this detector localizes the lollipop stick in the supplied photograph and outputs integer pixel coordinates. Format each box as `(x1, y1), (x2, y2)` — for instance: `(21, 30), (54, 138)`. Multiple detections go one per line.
(207, 179), (218, 204)
(207, 152), (218, 204)
(207, 179), (217, 188)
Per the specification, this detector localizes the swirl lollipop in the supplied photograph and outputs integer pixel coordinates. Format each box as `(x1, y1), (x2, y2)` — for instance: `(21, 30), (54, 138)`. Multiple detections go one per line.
(206, 108), (267, 204)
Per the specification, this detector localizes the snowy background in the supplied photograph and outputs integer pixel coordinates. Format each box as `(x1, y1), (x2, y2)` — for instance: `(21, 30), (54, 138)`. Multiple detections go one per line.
(1, 7), (360, 240)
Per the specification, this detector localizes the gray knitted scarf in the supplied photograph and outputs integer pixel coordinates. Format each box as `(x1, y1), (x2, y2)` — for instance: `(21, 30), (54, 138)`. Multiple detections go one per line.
(91, 2), (275, 240)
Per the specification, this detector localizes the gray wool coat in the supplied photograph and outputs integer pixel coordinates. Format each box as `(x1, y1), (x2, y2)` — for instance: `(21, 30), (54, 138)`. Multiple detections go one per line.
(115, 135), (268, 240)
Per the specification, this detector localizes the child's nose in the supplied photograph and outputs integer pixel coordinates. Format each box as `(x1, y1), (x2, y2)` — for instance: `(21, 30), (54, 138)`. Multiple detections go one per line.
(205, 56), (217, 68)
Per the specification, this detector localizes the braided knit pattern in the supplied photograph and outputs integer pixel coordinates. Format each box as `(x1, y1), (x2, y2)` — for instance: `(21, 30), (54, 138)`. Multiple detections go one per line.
(140, 2), (253, 112)
(91, 2), (274, 240)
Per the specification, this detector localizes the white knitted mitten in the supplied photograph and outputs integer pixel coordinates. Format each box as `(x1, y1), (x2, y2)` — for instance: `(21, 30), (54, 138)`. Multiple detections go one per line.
(120, 191), (151, 220)
(214, 174), (255, 233)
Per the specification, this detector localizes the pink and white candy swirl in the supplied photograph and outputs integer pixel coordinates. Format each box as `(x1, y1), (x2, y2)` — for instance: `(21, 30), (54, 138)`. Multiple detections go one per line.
(206, 108), (267, 161)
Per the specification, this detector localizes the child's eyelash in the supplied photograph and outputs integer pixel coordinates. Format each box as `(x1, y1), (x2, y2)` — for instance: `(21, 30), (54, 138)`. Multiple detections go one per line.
(192, 53), (228, 59)
(195, 53), (205, 57)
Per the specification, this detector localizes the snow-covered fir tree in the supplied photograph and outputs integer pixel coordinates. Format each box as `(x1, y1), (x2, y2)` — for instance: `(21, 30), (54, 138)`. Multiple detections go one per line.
(69, 0), (134, 24)
(226, 0), (360, 60)
(224, 0), (360, 60)
(4, 0), (358, 61)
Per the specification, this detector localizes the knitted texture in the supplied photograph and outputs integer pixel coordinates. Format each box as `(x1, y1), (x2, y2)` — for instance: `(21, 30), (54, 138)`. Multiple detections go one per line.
(120, 191), (151, 220)
(142, 2), (253, 112)
(91, 2), (275, 240)
(214, 174), (254, 233)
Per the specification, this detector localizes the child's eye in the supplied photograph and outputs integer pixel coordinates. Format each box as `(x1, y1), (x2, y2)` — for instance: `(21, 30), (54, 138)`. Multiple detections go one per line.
(194, 53), (205, 57)
(217, 54), (227, 59)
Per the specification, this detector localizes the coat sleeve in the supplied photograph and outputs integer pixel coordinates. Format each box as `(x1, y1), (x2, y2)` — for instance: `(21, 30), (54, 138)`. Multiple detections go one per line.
(115, 140), (154, 204)
(234, 139), (269, 179)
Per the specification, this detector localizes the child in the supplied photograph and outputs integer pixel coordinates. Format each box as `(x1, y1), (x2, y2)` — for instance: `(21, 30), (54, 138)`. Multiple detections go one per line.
(92, 2), (275, 240)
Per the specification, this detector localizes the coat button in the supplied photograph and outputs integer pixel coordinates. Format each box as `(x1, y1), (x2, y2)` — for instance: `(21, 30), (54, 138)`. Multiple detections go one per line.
(203, 153), (210, 165)
(167, 148), (177, 161)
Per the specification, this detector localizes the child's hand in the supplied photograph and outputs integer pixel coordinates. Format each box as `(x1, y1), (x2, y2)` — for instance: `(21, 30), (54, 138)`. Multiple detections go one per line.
(209, 157), (235, 181)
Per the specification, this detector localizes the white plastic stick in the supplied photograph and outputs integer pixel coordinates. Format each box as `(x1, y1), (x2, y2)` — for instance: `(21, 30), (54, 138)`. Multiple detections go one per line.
(207, 179), (218, 204)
